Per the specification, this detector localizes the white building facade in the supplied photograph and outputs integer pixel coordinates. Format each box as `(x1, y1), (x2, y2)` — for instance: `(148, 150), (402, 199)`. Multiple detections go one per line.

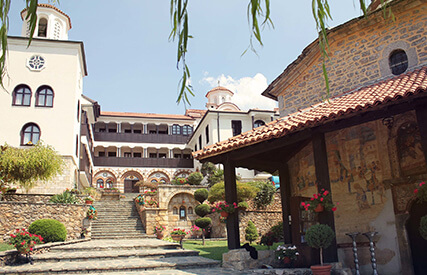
(1, 5), (278, 194)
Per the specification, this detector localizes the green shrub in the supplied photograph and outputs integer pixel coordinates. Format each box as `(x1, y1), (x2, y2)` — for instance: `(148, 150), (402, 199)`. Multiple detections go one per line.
(260, 231), (278, 247)
(195, 217), (212, 229)
(271, 221), (284, 241)
(253, 181), (276, 209)
(245, 220), (258, 244)
(420, 215), (427, 240)
(28, 219), (67, 243)
(195, 204), (211, 217)
(194, 189), (209, 203)
(187, 172), (203, 185)
(208, 182), (259, 203)
(49, 190), (78, 204)
(201, 162), (216, 177)
(238, 201), (249, 209)
(305, 224), (335, 249)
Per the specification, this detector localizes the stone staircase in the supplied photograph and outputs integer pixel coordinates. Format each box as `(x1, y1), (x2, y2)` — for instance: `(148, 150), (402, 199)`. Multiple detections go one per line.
(0, 239), (221, 274)
(91, 198), (148, 239)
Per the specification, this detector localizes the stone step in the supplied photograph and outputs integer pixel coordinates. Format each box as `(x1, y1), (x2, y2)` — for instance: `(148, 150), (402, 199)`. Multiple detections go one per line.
(49, 239), (177, 252)
(91, 235), (152, 240)
(0, 256), (220, 274)
(91, 230), (146, 235)
(33, 248), (199, 263)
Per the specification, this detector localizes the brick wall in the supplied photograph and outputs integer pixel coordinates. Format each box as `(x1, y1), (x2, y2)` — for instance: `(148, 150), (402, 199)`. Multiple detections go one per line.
(278, 0), (427, 116)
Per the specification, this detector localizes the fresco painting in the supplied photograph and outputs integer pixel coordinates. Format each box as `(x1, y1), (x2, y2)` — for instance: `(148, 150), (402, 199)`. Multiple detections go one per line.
(396, 121), (426, 176)
(288, 143), (317, 197)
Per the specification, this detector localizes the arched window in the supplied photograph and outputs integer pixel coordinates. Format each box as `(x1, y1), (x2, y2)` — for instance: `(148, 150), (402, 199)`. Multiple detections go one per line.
(182, 125), (193, 135)
(173, 207), (178, 215)
(172, 124), (181, 135)
(38, 18), (48, 37)
(21, 123), (40, 145)
(151, 179), (158, 183)
(13, 85), (31, 106)
(254, 120), (265, 128)
(35, 86), (54, 107)
(179, 206), (186, 219)
(106, 179), (113, 188)
(188, 207), (193, 215)
(96, 179), (104, 188)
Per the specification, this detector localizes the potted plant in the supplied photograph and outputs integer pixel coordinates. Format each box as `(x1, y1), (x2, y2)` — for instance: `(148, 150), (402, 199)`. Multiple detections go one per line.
(276, 245), (299, 267)
(301, 189), (337, 212)
(154, 225), (165, 239)
(87, 205), (98, 220)
(305, 224), (335, 275)
(144, 189), (158, 196)
(135, 195), (145, 205)
(212, 201), (238, 217)
(9, 228), (43, 256)
(84, 196), (94, 205)
(170, 228), (188, 247)
(414, 182), (427, 203)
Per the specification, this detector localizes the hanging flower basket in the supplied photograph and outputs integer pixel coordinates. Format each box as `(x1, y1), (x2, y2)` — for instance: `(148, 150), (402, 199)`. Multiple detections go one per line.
(314, 204), (324, 213)
(171, 234), (186, 242)
(220, 211), (229, 218)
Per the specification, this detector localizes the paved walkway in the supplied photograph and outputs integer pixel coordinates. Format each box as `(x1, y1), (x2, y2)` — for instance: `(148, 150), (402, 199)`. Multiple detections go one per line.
(0, 238), (292, 274)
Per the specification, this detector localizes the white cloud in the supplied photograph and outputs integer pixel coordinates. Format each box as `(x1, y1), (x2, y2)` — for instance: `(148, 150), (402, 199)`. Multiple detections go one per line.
(201, 73), (277, 111)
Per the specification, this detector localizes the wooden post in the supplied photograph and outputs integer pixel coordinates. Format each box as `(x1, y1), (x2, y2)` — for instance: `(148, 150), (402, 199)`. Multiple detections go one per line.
(415, 105), (427, 166)
(223, 157), (240, 250)
(312, 133), (338, 263)
(278, 164), (292, 244)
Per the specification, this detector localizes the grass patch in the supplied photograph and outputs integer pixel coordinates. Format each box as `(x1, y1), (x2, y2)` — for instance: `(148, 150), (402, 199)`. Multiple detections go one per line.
(0, 243), (14, 252)
(182, 240), (282, 261)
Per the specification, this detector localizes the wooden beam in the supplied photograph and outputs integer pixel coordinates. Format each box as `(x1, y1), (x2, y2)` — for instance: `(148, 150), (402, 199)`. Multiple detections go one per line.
(223, 157), (240, 250)
(312, 133), (338, 263)
(278, 163), (292, 244)
(415, 104), (427, 168)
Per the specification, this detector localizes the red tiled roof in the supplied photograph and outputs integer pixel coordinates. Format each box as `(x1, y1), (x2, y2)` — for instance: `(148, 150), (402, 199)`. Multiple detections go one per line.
(185, 109), (207, 118)
(194, 67), (427, 160)
(205, 86), (234, 98)
(101, 111), (194, 120)
(21, 4), (72, 29)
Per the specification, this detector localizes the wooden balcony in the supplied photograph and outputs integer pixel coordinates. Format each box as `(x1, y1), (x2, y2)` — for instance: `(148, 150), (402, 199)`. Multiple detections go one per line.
(93, 132), (189, 144)
(93, 156), (194, 168)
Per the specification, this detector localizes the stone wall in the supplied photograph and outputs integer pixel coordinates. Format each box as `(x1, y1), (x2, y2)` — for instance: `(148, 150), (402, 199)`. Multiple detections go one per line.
(239, 192), (283, 242)
(0, 201), (89, 242)
(286, 111), (425, 274)
(278, 0), (427, 116)
(27, 156), (77, 194)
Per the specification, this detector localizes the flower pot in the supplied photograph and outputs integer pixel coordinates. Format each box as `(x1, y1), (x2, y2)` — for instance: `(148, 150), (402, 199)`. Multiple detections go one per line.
(220, 211), (229, 218)
(156, 232), (164, 240)
(171, 234), (186, 242)
(85, 200), (93, 205)
(283, 256), (291, 264)
(311, 264), (332, 275)
(314, 204), (324, 212)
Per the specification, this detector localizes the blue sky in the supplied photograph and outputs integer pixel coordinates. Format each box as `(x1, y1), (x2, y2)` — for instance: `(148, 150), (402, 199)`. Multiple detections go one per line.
(8, 1), (363, 114)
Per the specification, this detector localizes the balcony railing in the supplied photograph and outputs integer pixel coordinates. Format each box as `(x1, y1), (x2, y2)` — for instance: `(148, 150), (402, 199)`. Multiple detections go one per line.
(94, 132), (189, 144)
(93, 156), (194, 168)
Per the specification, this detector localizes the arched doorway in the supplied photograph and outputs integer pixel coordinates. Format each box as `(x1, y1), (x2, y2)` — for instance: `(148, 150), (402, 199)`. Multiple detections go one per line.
(122, 172), (142, 193)
(406, 200), (427, 274)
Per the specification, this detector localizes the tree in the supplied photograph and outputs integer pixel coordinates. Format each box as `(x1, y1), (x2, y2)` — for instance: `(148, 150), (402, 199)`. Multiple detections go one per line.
(0, 1), (392, 104)
(193, 188), (211, 245)
(252, 181), (276, 209)
(245, 220), (258, 244)
(0, 143), (64, 193)
(186, 172), (203, 185)
(207, 181), (259, 204)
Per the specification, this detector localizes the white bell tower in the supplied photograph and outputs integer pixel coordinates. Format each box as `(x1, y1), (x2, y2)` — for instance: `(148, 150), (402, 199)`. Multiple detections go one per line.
(20, 4), (71, 40)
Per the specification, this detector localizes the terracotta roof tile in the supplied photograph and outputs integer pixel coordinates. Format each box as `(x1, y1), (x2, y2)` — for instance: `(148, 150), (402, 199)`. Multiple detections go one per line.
(194, 67), (427, 160)
(101, 111), (194, 120)
(21, 4), (72, 29)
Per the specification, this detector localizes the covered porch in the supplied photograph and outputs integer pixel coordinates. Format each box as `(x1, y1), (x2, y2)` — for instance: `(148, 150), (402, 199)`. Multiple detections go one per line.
(194, 67), (427, 272)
